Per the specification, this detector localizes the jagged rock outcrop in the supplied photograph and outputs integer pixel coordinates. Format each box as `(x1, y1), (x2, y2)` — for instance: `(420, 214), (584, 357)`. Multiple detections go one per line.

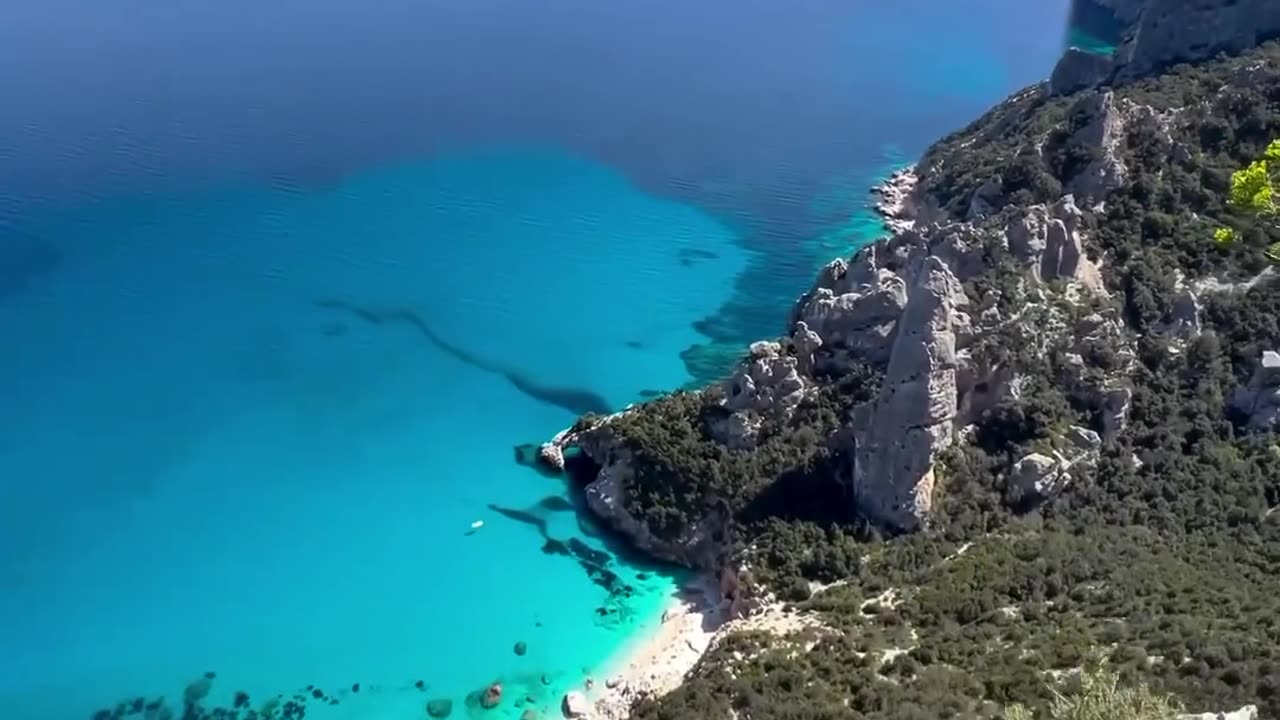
(711, 333), (815, 449)
(1066, 92), (1130, 207)
(1008, 453), (1067, 503)
(849, 256), (964, 531)
(1050, 47), (1117, 96)
(1006, 424), (1104, 508)
(965, 175), (1004, 221)
(792, 259), (909, 369)
(1232, 351), (1280, 429)
(1005, 195), (1105, 291)
(1066, 425), (1103, 452)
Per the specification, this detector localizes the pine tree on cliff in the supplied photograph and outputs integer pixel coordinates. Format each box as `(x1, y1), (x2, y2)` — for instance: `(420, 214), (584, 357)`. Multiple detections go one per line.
(1217, 139), (1280, 263)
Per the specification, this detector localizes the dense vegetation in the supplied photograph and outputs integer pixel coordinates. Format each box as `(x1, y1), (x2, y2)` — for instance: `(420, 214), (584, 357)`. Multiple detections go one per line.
(599, 41), (1280, 720)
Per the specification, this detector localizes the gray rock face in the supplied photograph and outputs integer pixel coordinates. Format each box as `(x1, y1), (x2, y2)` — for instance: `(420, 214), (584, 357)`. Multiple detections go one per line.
(1049, 47), (1117, 95)
(1005, 195), (1105, 291)
(1066, 92), (1129, 207)
(1050, 0), (1280, 94)
(1066, 425), (1103, 451)
(711, 328), (819, 449)
(965, 175), (1004, 220)
(851, 256), (964, 531)
(1101, 386), (1135, 438)
(794, 265), (909, 367)
(723, 340), (808, 415)
(1009, 453), (1068, 503)
(1232, 351), (1280, 429)
(928, 223), (992, 282)
(1007, 207), (1050, 266)
(1114, 0), (1280, 80)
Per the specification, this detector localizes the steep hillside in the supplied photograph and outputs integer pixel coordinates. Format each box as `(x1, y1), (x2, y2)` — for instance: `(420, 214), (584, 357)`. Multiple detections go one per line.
(542, 38), (1280, 720)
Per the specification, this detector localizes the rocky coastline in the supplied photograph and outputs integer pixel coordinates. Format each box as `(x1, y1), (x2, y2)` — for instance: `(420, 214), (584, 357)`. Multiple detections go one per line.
(540, 16), (1280, 719)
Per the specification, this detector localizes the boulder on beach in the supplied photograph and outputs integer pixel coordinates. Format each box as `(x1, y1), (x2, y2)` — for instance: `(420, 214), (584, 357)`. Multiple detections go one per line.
(426, 698), (453, 718)
(562, 691), (590, 718)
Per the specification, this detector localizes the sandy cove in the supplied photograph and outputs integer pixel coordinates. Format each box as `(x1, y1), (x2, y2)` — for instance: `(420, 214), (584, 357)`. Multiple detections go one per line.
(587, 576), (827, 720)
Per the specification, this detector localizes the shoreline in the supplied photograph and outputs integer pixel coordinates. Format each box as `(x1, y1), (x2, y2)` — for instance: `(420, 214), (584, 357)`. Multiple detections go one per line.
(588, 576), (724, 719)
(588, 575), (832, 719)
(870, 165), (919, 235)
(571, 171), (916, 719)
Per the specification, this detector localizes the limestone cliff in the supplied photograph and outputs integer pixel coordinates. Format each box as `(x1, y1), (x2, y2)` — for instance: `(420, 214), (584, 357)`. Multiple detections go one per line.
(1051, 0), (1280, 94)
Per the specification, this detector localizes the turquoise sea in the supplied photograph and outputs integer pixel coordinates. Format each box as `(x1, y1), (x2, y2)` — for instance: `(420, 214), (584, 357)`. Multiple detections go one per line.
(0, 1), (1074, 718)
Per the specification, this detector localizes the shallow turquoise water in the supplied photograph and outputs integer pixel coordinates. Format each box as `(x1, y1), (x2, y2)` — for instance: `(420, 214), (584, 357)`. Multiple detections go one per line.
(0, 149), (740, 719)
(0, 2), (1072, 718)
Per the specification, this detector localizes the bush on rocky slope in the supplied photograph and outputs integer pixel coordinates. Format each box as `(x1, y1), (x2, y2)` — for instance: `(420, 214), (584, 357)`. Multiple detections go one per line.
(589, 41), (1280, 720)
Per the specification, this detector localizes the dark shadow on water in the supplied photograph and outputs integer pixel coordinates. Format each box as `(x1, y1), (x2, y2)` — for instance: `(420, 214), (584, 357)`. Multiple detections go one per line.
(677, 247), (720, 268)
(314, 299), (612, 417)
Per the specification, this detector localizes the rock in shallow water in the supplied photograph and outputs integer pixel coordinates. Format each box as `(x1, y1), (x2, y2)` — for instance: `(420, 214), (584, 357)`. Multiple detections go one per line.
(561, 691), (590, 718)
(183, 677), (212, 705)
(481, 683), (503, 709)
(426, 698), (453, 718)
(514, 641), (528, 656)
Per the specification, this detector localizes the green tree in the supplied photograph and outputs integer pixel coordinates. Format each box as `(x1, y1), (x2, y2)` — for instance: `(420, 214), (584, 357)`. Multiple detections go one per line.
(1219, 139), (1280, 261)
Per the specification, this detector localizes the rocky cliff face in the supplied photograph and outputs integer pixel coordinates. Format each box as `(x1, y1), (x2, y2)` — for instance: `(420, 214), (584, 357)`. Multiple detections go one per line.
(544, 33), (1280, 559)
(1050, 0), (1280, 94)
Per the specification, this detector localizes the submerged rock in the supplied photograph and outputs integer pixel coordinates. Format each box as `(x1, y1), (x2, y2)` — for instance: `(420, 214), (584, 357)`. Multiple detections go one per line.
(183, 677), (212, 705)
(561, 691), (590, 718)
(514, 641), (528, 656)
(481, 683), (503, 710)
(426, 698), (453, 718)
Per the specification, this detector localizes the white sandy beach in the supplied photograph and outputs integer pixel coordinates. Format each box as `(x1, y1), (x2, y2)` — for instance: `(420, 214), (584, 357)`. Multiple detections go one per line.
(587, 576), (829, 720)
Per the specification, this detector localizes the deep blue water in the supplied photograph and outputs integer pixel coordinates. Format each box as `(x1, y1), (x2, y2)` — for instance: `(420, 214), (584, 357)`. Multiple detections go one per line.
(0, 2), (1070, 719)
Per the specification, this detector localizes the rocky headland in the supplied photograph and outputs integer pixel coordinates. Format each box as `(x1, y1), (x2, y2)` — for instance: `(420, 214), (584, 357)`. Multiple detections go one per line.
(541, 6), (1280, 719)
